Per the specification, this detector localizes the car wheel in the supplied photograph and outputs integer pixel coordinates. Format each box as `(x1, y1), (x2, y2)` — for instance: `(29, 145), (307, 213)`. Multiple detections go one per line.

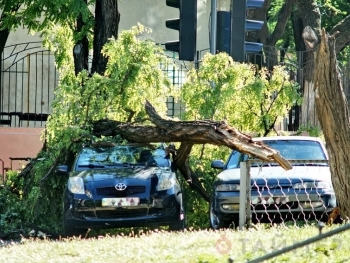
(62, 193), (87, 238)
(169, 218), (185, 231)
(169, 207), (185, 231)
(63, 218), (87, 238)
(209, 200), (230, 230)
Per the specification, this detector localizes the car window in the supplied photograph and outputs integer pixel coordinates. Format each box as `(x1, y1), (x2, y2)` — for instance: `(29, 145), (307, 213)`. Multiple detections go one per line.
(75, 144), (170, 170)
(225, 139), (327, 170)
(226, 151), (246, 169)
(262, 140), (327, 160)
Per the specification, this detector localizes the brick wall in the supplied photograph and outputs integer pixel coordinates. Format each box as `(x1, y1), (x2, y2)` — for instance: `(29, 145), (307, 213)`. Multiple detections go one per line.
(0, 127), (44, 173)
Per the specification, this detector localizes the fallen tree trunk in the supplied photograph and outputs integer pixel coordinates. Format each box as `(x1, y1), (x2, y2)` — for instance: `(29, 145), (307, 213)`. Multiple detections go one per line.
(93, 100), (292, 202)
(314, 28), (350, 219)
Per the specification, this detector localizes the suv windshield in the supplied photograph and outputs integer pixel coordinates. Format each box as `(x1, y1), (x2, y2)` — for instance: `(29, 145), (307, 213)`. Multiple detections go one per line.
(226, 139), (327, 169)
(75, 143), (170, 170)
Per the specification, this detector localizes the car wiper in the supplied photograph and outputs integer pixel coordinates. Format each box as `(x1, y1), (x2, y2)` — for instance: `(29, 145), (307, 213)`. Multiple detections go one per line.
(133, 162), (158, 167)
(78, 164), (106, 168)
(292, 163), (328, 167)
(104, 163), (132, 167)
(250, 163), (278, 167)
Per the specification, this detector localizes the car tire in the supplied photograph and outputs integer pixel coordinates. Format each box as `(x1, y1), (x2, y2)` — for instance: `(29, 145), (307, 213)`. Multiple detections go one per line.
(63, 218), (87, 238)
(209, 200), (235, 230)
(62, 192), (88, 238)
(169, 219), (185, 231)
(169, 207), (185, 231)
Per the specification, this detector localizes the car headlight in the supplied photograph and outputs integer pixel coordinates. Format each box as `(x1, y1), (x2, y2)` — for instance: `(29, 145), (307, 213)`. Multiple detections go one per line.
(68, 176), (85, 194)
(157, 171), (176, 191)
(215, 184), (240, 191)
(293, 181), (331, 189)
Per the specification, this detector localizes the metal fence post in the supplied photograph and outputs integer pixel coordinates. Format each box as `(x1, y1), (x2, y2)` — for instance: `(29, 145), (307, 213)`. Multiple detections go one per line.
(239, 161), (247, 230)
(246, 160), (251, 227)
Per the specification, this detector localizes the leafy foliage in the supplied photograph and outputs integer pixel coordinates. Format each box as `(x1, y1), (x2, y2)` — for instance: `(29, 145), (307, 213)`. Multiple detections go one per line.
(176, 52), (302, 227)
(181, 52), (302, 136)
(297, 124), (323, 137)
(0, 24), (177, 235)
(0, 20), (302, 235)
(319, 0), (350, 29)
(181, 144), (231, 229)
(0, 171), (24, 235)
(45, 23), (174, 149)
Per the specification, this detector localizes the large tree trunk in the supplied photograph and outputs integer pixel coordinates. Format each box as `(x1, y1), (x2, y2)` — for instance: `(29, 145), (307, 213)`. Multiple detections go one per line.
(92, 101), (292, 202)
(295, 0), (321, 128)
(0, 4), (21, 54)
(314, 28), (350, 219)
(73, 0), (89, 75)
(0, 4), (21, 87)
(330, 15), (350, 53)
(91, 0), (120, 75)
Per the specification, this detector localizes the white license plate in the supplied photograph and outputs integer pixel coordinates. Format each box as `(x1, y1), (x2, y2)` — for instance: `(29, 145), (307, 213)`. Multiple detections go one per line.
(102, 197), (140, 207)
(251, 196), (289, 205)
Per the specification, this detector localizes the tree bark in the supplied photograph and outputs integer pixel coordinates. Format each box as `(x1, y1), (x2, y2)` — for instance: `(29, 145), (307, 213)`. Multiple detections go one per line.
(91, 0), (120, 75)
(92, 101), (292, 201)
(295, 0), (321, 128)
(264, 0), (294, 68)
(314, 28), (350, 219)
(0, 4), (21, 54)
(330, 15), (350, 53)
(73, 0), (89, 76)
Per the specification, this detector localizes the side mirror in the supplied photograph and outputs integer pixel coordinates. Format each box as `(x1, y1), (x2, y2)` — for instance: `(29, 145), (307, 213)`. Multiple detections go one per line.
(211, 160), (225, 170)
(56, 165), (69, 175)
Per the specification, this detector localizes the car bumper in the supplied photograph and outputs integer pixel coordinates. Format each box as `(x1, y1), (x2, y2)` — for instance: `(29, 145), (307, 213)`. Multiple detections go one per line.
(213, 190), (336, 219)
(65, 193), (182, 229)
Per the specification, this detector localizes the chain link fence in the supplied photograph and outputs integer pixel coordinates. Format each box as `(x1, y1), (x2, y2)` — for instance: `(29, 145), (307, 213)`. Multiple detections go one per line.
(238, 159), (335, 229)
(234, 158), (350, 262)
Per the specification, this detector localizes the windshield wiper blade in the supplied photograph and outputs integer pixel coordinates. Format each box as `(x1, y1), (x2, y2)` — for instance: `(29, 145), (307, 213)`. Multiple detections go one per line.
(78, 164), (105, 168)
(104, 163), (132, 167)
(292, 163), (328, 167)
(250, 163), (278, 167)
(132, 162), (158, 167)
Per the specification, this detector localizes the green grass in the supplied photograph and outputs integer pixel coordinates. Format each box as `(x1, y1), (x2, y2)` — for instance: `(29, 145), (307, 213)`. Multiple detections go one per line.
(1, 224), (350, 263)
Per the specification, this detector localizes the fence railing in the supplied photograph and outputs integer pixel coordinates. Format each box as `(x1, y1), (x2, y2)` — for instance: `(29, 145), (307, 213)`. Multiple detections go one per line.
(1, 42), (350, 128)
(0, 43), (189, 127)
(0, 42), (58, 128)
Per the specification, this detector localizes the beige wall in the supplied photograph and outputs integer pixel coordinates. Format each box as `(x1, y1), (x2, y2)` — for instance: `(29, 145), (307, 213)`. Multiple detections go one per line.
(118, 0), (211, 53)
(6, 0), (213, 57)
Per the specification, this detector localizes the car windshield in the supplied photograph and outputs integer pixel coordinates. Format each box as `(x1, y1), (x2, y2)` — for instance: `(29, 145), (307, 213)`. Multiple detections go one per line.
(226, 139), (327, 169)
(75, 143), (170, 169)
(263, 140), (327, 160)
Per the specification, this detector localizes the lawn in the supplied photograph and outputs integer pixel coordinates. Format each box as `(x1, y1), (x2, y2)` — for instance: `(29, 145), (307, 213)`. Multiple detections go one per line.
(1, 223), (350, 263)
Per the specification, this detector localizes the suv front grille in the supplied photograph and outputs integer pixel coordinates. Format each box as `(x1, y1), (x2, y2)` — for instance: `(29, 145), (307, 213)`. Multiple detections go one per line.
(96, 209), (148, 218)
(252, 202), (300, 210)
(96, 186), (146, 197)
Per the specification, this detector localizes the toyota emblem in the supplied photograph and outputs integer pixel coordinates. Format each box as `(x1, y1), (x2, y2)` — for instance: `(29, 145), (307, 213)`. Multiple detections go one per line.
(115, 183), (127, 191)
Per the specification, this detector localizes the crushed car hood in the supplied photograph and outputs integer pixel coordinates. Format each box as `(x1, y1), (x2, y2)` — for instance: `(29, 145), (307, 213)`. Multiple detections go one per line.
(71, 167), (170, 182)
